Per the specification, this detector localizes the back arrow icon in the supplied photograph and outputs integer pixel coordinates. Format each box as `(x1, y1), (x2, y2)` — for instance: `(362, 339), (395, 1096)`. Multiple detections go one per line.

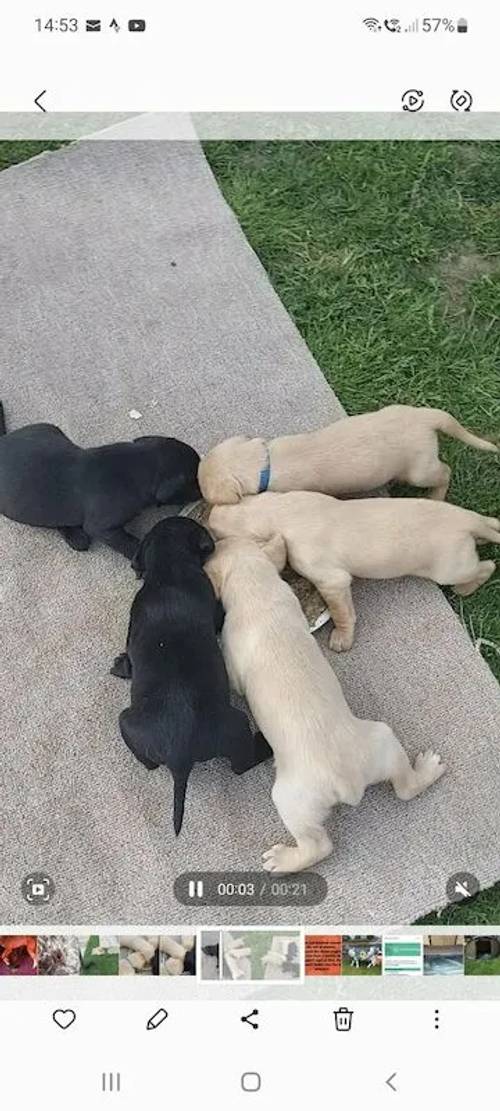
(34, 90), (47, 112)
(386, 1072), (397, 1092)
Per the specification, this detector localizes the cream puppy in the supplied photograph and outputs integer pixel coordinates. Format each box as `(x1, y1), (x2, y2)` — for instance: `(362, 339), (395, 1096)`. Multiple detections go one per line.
(206, 536), (445, 874)
(198, 405), (497, 505)
(209, 493), (500, 651)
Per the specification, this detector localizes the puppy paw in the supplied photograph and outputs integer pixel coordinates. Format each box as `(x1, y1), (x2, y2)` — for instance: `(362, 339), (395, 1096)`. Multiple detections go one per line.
(110, 652), (132, 680)
(262, 844), (298, 874)
(328, 628), (354, 653)
(414, 749), (446, 787)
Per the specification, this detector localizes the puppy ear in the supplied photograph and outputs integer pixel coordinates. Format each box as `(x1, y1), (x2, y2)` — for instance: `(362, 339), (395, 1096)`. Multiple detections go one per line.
(224, 474), (244, 504)
(131, 538), (146, 578)
(260, 532), (287, 572)
(194, 527), (215, 563)
(156, 474), (179, 504)
(205, 473), (243, 506)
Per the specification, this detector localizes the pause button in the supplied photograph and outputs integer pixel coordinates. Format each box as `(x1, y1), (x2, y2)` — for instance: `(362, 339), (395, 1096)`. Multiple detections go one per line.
(101, 1072), (121, 1093)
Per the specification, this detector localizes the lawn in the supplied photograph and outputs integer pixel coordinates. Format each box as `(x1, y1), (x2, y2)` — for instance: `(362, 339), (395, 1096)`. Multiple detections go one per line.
(342, 964), (382, 976)
(1, 138), (499, 922)
(0, 140), (68, 172)
(465, 956), (500, 976)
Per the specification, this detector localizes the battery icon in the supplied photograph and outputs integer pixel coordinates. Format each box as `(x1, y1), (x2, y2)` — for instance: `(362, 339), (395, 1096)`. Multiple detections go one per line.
(457, 17), (468, 32)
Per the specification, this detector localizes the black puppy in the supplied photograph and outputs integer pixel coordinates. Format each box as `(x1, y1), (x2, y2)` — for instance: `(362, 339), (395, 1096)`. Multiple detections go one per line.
(0, 402), (200, 558)
(111, 516), (272, 834)
(202, 944), (220, 971)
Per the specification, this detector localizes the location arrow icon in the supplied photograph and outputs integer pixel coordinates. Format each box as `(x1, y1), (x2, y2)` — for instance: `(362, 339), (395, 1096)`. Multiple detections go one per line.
(34, 90), (47, 112)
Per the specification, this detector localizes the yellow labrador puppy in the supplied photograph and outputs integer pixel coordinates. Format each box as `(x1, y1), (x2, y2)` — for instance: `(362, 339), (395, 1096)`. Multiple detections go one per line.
(206, 536), (445, 874)
(198, 405), (497, 504)
(209, 493), (500, 651)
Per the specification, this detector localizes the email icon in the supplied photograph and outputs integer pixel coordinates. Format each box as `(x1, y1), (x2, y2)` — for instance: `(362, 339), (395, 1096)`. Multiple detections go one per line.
(86, 18), (101, 31)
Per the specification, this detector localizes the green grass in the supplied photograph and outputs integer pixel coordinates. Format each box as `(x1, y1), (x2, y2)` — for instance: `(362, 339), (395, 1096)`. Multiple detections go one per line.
(1, 138), (499, 923)
(204, 141), (500, 683)
(465, 955), (500, 975)
(341, 963), (382, 976)
(0, 140), (68, 172)
(416, 881), (500, 925)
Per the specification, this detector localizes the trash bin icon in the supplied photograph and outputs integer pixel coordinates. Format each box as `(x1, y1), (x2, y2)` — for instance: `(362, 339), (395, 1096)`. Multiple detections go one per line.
(333, 1006), (353, 1032)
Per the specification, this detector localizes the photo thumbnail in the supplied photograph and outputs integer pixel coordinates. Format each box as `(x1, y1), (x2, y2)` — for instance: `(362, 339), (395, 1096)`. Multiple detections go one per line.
(38, 936), (81, 976)
(78, 937), (119, 976)
(200, 931), (302, 982)
(423, 936), (464, 977)
(342, 937), (383, 976)
(464, 937), (500, 976)
(201, 932), (221, 981)
(119, 936), (159, 977)
(0, 936), (38, 976)
(159, 935), (197, 977)
(305, 935), (342, 977)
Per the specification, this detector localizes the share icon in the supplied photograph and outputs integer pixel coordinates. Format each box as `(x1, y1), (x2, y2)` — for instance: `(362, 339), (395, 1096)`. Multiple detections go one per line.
(241, 1009), (259, 1029)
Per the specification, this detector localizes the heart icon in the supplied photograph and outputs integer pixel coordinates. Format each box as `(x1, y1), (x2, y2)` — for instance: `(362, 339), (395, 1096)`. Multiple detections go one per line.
(52, 1009), (76, 1030)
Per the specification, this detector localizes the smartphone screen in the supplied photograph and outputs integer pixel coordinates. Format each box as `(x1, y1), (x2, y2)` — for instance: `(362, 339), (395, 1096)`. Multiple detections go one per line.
(1, 3), (499, 1107)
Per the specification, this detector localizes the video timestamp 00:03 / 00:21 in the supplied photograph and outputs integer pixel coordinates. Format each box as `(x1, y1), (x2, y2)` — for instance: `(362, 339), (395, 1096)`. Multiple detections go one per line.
(217, 881), (309, 898)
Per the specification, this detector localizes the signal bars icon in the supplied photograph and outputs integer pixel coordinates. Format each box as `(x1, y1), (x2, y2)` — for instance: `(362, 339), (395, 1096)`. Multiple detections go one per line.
(405, 18), (419, 32)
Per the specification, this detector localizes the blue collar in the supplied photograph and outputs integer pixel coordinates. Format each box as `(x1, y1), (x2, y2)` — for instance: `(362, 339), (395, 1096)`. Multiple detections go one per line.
(258, 445), (271, 493)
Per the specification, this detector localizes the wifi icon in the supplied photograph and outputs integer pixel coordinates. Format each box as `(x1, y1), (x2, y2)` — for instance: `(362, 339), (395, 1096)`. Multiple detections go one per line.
(363, 17), (382, 31)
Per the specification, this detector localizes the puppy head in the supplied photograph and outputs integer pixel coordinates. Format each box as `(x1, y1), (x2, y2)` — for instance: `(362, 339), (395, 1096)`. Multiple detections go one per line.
(207, 503), (244, 539)
(208, 507), (286, 571)
(205, 537), (248, 597)
(198, 436), (267, 505)
(205, 533), (285, 597)
(132, 517), (214, 578)
(134, 436), (201, 506)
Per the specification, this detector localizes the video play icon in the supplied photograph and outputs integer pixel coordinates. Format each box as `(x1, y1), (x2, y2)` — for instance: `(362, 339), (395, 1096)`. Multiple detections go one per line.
(402, 89), (425, 112)
(21, 872), (55, 904)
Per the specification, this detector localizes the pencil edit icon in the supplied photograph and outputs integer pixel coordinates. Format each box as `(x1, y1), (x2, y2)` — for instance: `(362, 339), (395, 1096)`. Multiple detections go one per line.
(147, 1008), (168, 1030)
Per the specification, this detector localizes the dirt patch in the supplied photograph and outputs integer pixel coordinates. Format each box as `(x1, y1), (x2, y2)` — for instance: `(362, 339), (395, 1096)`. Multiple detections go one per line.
(439, 248), (499, 312)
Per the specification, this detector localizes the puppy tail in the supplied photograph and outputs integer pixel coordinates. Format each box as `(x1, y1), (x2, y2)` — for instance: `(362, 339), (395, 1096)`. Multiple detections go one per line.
(431, 409), (498, 453)
(0, 402), (6, 436)
(173, 765), (191, 836)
